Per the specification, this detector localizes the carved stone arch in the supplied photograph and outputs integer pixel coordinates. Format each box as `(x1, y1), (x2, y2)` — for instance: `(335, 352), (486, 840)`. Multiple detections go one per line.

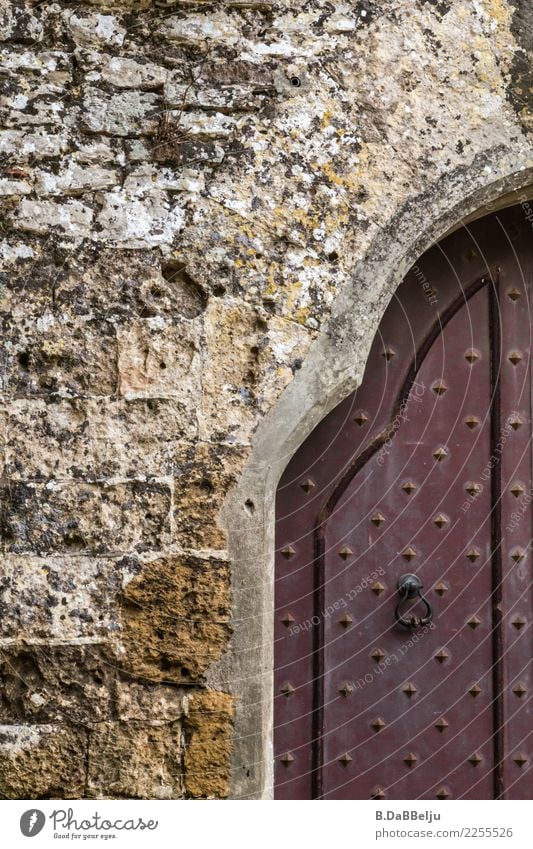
(219, 163), (533, 800)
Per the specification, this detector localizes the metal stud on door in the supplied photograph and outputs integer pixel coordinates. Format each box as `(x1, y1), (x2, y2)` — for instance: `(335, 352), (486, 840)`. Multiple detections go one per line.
(274, 205), (533, 800)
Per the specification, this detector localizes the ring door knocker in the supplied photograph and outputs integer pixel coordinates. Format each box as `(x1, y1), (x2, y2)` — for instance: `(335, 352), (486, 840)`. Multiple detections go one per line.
(395, 574), (433, 629)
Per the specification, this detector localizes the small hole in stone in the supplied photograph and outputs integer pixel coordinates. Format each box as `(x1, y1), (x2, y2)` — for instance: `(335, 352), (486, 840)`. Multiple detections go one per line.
(159, 362), (167, 370)
(327, 250), (339, 263)
(290, 76), (301, 87)
(244, 498), (255, 515)
(181, 667), (190, 678)
(212, 284), (226, 297)
(18, 351), (30, 369)
(199, 478), (214, 493)
(151, 287), (162, 299)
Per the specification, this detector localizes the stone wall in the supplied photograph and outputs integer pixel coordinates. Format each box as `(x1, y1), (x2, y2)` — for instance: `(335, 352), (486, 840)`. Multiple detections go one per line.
(0, 0), (530, 798)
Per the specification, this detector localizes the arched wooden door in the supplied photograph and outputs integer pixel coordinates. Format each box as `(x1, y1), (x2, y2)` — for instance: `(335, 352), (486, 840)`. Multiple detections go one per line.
(274, 204), (533, 800)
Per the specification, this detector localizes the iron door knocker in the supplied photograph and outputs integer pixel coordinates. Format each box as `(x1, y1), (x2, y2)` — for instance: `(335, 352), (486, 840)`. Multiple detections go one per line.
(395, 573), (433, 628)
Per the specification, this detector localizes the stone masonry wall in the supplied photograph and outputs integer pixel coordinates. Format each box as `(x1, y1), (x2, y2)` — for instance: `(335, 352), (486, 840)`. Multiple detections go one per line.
(0, 0), (530, 797)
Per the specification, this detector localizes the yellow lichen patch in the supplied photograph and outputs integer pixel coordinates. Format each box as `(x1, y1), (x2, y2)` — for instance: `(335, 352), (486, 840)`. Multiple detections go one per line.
(481, 0), (512, 27)
(184, 690), (235, 798)
(321, 108), (333, 129)
(321, 161), (345, 186)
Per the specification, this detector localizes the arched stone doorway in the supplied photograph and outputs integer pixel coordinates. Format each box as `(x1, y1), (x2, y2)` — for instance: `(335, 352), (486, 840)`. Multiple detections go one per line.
(274, 203), (533, 799)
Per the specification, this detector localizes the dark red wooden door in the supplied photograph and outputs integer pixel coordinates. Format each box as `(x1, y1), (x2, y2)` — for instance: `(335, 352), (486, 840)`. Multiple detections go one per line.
(274, 205), (533, 800)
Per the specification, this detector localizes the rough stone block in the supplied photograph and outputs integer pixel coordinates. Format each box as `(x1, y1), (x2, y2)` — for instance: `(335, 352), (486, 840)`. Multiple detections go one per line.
(5, 396), (197, 480)
(34, 162), (120, 196)
(0, 129), (68, 160)
(81, 88), (160, 136)
(199, 300), (259, 442)
(4, 316), (117, 396)
(1, 480), (172, 555)
(0, 724), (86, 799)
(52, 250), (206, 322)
(117, 317), (202, 401)
(65, 11), (126, 47)
(116, 681), (185, 722)
(0, 555), (119, 639)
(0, 644), (115, 724)
(0, 3), (43, 44)
(12, 199), (94, 237)
(95, 190), (185, 249)
(173, 443), (250, 550)
(97, 55), (168, 90)
(120, 554), (231, 682)
(87, 722), (183, 799)
(159, 13), (241, 46)
(183, 690), (234, 798)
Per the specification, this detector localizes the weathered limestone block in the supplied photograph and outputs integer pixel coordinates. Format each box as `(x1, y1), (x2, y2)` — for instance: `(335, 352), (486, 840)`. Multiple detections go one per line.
(178, 111), (241, 138)
(12, 198), (94, 237)
(173, 443), (250, 550)
(122, 164), (205, 196)
(0, 129), (68, 160)
(1, 91), (68, 127)
(6, 396), (197, 480)
(164, 81), (272, 112)
(0, 48), (70, 76)
(65, 10), (126, 48)
(159, 13), (242, 46)
(183, 690), (234, 798)
(0, 645), (115, 724)
(95, 190), (185, 248)
(120, 554), (231, 682)
(4, 316), (117, 396)
(0, 0), (43, 44)
(95, 55), (168, 90)
(52, 250), (206, 321)
(199, 300), (260, 442)
(0, 724), (86, 799)
(116, 681), (186, 722)
(0, 177), (31, 195)
(0, 555), (118, 639)
(1, 480), (172, 555)
(81, 88), (160, 136)
(117, 317), (201, 400)
(87, 722), (183, 799)
(259, 315), (315, 409)
(34, 162), (120, 196)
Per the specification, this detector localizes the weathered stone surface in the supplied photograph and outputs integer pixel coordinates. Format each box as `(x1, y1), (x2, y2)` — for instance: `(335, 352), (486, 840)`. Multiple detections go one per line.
(87, 722), (183, 799)
(96, 55), (168, 90)
(116, 681), (185, 721)
(199, 300), (260, 442)
(120, 554), (231, 682)
(0, 128), (68, 159)
(12, 198), (94, 237)
(4, 316), (117, 396)
(34, 162), (120, 196)
(0, 645), (115, 724)
(0, 724), (86, 799)
(173, 443), (250, 549)
(65, 10), (126, 48)
(117, 317), (201, 400)
(6, 397), (197, 480)
(159, 13), (242, 46)
(183, 690), (234, 798)
(1, 480), (172, 555)
(81, 88), (160, 136)
(0, 555), (119, 639)
(95, 190), (185, 249)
